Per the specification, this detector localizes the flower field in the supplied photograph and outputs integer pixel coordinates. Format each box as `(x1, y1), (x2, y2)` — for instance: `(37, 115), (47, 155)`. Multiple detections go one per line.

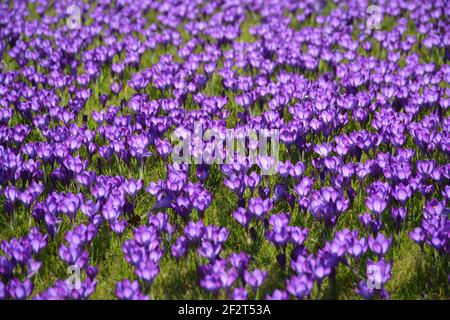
(0, 0), (449, 300)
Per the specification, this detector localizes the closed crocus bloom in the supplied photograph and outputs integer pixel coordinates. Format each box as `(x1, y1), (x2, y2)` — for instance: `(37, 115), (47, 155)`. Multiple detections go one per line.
(280, 125), (297, 146)
(348, 236), (367, 260)
(248, 197), (273, 220)
(60, 193), (82, 220)
(359, 212), (382, 234)
(27, 259), (42, 278)
(110, 82), (122, 95)
(356, 162), (371, 180)
(289, 226), (308, 246)
(313, 256), (332, 281)
(335, 134), (351, 156)
(266, 219), (289, 247)
(244, 171), (261, 192)
(314, 142), (333, 157)
(148, 213), (171, 235)
(368, 233), (392, 257)
(268, 213), (290, 233)
(232, 207), (251, 229)
(198, 241), (222, 260)
(167, 170), (187, 192)
(200, 274), (221, 293)
(0, 281), (6, 299)
(135, 260), (159, 284)
(336, 197), (350, 213)
(203, 225), (229, 244)
(366, 194), (388, 215)
(424, 199), (446, 217)
(324, 156), (341, 172)
(340, 163), (355, 179)
(174, 196), (192, 218)
(80, 199), (99, 218)
(278, 160), (292, 179)
(229, 252), (250, 273)
(290, 255), (313, 275)
(391, 207), (407, 225)
(124, 178), (142, 197)
(109, 220), (128, 235)
(58, 244), (84, 267)
(44, 212), (61, 238)
(155, 138), (172, 159)
(355, 280), (375, 300)
(133, 226), (156, 246)
(145, 181), (162, 197)
(419, 183), (434, 196)
(218, 268), (238, 289)
(76, 171), (96, 189)
(392, 183), (411, 202)
(204, 62), (216, 75)
(368, 181), (391, 199)
(102, 202), (119, 221)
(443, 185), (450, 200)
(286, 274), (313, 299)
(7, 278), (33, 300)
(184, 220), (204, 242)
(194, 164), (209, 183)
(258, 186), (271, 200)
(290, 161), (305, 178)
(193, 190), (212, 213)
(0, 257), (12, 278)
(4, 186), (18, 202)
(65, 229), (85, 248)
(99, 94), (108, 107)
(86, 265), (98, 279)
(243, 269), (267, 291)
(129, 134), (151, 160)
(294, 177), (314, 197)
(328, 237), (349, 259)
(258, 155), (277, 175)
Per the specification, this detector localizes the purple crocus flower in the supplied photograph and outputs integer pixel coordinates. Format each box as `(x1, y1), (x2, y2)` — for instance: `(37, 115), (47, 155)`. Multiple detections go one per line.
(359, 212), (382, 234)
(184, 220), (205, 242)
(232, 207), (251, 229)
(265, 289), (289, 300)
(248, 197), (273, 220)
(366, 194), (388, 215)
(391, 207), (407, 225)
(171, 236), (189, 261)
(0, 281), (6, 300)
(286, 275), (313, 300)
(200, 274), (222, 293)
(366, 259), (392, 290)
(230, 287), (248, 300)
(7, 278), (33, 300)
(116, 279), (150, 300)
(243, 269), (267, 291)
(368, 233), (392, 258)
(229, 252), (250, 274)
(409, 227), (425, 246)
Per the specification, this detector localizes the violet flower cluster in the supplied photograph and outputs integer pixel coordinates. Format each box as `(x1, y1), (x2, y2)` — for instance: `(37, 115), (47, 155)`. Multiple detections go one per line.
(0, 0), (449, 300)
